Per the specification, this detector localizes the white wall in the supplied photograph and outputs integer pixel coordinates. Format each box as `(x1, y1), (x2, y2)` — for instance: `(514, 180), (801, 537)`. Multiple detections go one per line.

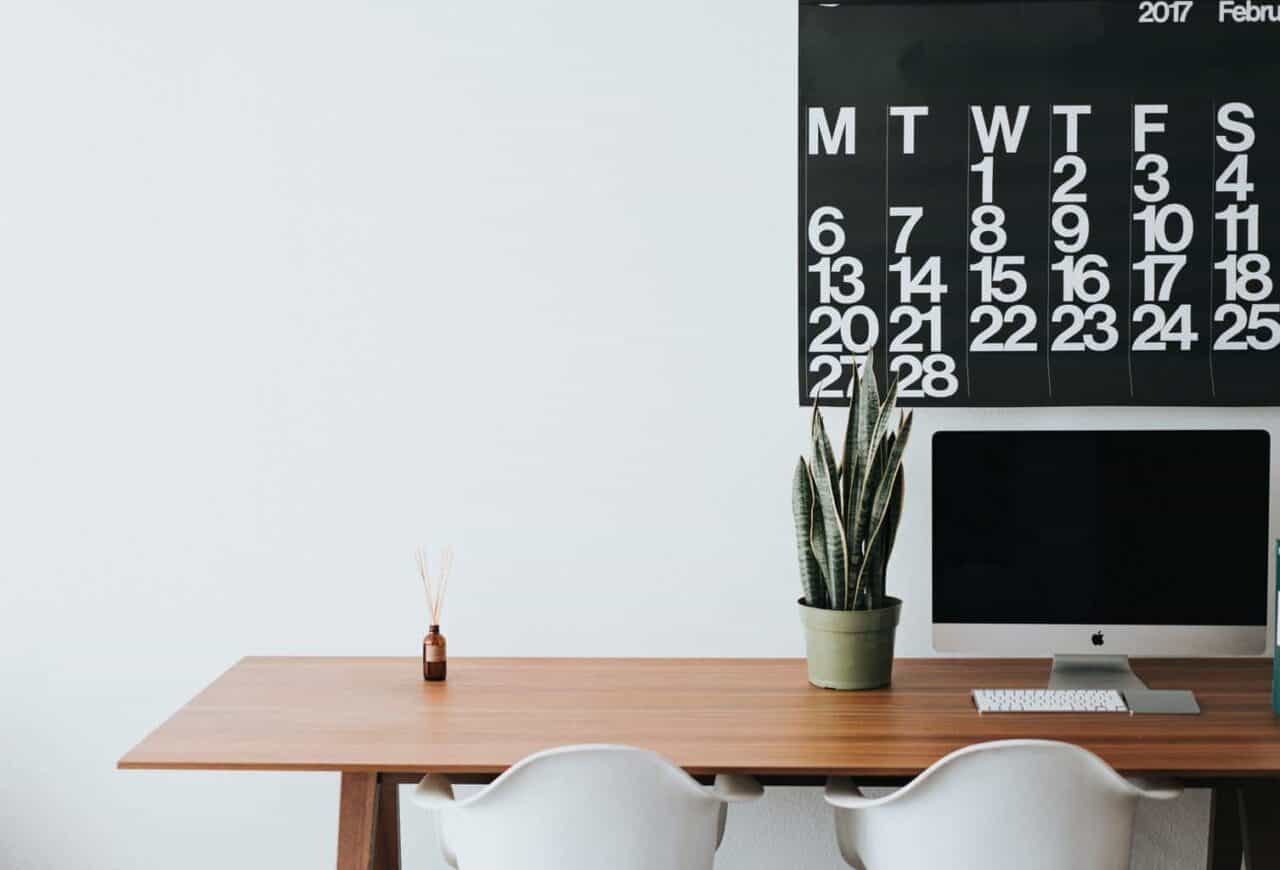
(0, 1), (1269, 867)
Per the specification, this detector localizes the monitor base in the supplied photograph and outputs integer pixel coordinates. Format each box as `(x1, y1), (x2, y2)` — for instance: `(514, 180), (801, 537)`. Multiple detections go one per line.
(1047, 655), (1149, 691)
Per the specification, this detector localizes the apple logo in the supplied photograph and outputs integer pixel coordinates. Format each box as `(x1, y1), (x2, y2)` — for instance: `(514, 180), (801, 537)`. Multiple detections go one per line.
(1091, 630), (1105, 647)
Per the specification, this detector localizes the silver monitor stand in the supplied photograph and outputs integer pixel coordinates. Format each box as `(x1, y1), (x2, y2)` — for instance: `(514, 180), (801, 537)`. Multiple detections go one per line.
(1049, 655), (1201, 713)
(1047, 655), (1149, 691)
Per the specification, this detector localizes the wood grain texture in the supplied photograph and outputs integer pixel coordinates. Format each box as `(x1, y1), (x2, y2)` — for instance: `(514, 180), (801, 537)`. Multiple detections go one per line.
(373, 778), (400, 870)
(336, 772), (377, 870)
(118, 657), (1280, 778)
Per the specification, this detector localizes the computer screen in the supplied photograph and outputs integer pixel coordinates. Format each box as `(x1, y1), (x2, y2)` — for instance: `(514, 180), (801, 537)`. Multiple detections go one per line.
(933, 430), (1269, 631)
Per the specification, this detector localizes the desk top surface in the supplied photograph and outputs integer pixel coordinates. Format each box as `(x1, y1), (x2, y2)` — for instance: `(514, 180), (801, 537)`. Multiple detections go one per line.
(118, 656), (1280, 779)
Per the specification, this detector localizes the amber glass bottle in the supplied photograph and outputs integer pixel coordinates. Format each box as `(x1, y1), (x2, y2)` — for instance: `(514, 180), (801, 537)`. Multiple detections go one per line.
(423, 624), (447, 681)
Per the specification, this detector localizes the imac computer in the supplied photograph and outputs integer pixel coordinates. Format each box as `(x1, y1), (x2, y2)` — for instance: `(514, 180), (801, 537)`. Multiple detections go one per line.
(932, 430), (1271, 691)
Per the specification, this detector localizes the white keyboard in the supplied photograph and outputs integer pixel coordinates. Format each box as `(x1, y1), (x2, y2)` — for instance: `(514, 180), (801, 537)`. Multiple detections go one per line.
(972, 688), (1130, 714)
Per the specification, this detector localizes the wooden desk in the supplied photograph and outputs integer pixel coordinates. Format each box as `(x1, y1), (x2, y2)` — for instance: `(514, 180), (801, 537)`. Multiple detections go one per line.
(119, 657), (1280, 869)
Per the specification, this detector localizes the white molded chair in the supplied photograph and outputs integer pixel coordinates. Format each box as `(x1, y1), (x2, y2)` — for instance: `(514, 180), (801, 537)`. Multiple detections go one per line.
(411, 744), (763, 870)
(824, 739), (1181, 870)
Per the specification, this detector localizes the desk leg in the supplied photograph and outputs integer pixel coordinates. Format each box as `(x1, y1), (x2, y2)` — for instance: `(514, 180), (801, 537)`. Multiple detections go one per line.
(1207, 787), (1242, 870)
(373, 777), (401, 870)
(337, 772), (378, 870)
(1239, 783), (1280, 869)
(337, 773), (402, 870)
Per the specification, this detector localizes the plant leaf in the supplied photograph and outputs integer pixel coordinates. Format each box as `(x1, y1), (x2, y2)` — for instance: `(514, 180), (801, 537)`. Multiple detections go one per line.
(810, 409), (848, 609)
(807, 465), (832, 603)
(838, 359), (863, 521)
(860, 355), (881, 420)
(856, 527), (883, 610)
(860, 375), (900, 493)
(850, 375), (899, 561)
(851, 411), (913, 609)
(846, 358), (881, 512)
(806, 403), (832, 602)
(881, 459), (906, 589)
(862, 432), (906, 609)
(792, 457), (828, 608)
(813, 405), (839, 511)
(856, 428), (893, 609)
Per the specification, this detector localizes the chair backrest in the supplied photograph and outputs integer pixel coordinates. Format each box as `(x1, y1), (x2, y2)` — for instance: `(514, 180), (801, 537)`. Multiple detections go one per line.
(827, 740), (1180, 870)
(430, 745), (729, 870)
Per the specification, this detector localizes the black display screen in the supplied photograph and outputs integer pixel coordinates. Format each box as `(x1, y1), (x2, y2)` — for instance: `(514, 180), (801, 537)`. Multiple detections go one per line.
(932, 429), (1270, 625)
(800, 1), (1280, 406)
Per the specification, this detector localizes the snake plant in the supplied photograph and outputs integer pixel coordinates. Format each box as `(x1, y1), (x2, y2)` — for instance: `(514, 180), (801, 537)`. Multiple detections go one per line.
(793, 357), (913, 611)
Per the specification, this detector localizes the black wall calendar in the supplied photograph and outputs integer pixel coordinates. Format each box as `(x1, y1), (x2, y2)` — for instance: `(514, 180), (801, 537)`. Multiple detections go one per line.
(799, 0), (1280, 406)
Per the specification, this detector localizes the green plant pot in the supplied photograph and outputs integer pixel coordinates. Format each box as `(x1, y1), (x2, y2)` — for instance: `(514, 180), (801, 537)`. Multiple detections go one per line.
(797, 597), (902, 690)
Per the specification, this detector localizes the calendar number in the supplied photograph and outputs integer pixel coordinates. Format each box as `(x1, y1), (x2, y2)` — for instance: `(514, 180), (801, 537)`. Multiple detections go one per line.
(1214, 304), (1280, 351)
(809, 256), (867, 304)
(1133, 304), (1198, 351)
(1051, 304), (1119, 352)
(892, 353), (959, 398)
(1137, 1), (1192, 23)
(971, 304), (1037, 352)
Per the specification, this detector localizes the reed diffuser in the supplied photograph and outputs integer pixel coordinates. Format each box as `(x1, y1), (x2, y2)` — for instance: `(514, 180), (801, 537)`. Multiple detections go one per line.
(415, 546), (454, 681)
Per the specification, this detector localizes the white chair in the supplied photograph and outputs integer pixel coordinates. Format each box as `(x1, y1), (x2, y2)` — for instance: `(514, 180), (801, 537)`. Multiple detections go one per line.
(824, 739), (1181, 870)
(411, 744), (763, 870)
